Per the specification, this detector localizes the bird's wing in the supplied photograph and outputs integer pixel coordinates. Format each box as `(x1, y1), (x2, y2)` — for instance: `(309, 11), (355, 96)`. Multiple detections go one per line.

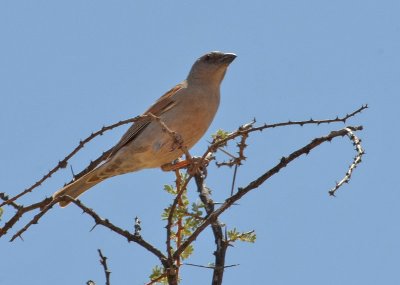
(108, 82), (186, 158)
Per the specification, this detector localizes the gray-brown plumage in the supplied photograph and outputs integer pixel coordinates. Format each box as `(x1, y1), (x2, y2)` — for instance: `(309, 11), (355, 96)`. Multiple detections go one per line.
(53, 51), (236, 207)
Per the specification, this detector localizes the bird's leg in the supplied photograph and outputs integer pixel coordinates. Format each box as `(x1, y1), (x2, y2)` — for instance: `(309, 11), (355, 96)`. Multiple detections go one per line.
(161, 155), (211, 176)
(161, 158), (190, 172)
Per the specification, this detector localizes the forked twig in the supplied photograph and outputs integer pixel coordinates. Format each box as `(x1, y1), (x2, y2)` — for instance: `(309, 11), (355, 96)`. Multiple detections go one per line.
(98, 249), (111, 285)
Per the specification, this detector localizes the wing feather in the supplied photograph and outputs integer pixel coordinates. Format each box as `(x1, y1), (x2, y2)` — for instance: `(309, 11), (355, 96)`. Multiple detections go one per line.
(108, 82), (186, 157)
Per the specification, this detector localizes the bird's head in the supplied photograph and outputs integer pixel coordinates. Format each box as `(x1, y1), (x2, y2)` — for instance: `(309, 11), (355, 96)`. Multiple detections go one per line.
(187, 51), (236, 85)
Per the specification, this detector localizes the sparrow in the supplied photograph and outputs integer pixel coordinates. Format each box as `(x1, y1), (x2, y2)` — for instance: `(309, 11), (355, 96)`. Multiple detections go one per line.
(53, 51), (236, 207)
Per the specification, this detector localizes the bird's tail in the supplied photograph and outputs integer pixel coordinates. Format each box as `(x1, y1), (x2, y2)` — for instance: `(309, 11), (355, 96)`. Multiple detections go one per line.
(53, 168), (105, 207)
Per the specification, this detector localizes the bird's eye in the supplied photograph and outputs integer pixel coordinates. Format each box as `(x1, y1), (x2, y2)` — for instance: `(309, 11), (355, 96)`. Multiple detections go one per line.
(204, 54), (211, 61)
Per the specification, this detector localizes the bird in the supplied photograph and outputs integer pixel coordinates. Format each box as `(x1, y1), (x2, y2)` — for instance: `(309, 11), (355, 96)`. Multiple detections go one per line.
(53, 51), (236, 207)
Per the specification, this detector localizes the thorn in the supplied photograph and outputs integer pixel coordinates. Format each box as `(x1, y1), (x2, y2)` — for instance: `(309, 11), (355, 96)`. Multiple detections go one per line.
(90, 223), (98, 232)
(70, 165), (75, 178)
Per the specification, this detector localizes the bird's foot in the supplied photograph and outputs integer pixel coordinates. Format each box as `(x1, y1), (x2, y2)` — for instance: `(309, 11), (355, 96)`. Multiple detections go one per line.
(161, 155), (211, 176)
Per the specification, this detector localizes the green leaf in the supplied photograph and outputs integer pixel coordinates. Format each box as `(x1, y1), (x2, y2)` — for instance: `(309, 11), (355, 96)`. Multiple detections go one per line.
(149, 265), (168, 285)
(228, 228), (257, 243)
(181, 244), (194, 260)
(164, 184), (177, 195)
(211, 129), (230, 146)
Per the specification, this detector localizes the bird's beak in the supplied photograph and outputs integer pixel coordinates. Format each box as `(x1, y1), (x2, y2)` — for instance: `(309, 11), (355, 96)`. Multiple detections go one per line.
(221, 53), (237, 64)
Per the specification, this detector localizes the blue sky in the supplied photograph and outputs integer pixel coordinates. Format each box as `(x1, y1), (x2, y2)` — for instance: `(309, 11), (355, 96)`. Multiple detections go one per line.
(1, 1), (399, 284)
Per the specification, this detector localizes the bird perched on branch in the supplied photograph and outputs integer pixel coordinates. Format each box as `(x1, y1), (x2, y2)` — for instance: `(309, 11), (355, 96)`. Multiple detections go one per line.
(53, 51), (236, 207)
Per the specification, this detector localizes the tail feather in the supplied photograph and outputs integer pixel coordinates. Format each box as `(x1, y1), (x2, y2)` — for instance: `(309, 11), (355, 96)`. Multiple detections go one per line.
(53, 169), (105, 207)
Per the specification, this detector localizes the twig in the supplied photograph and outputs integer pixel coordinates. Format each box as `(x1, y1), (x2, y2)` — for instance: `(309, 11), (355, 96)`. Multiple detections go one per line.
(64, 148), (113, 186)
(216, 121), (251, 168)
(329, 128), (365, 196)
(175, 172), (184, 277)
(230, 165), (239, 196)
(0, 197), (53, 239)
(66, 197), (168, 266)
(98, 249), (111, 285)
(194, 172), (227, 285)
(0, 192), (21, 210)
(184, 263), (239, 269)
(166, 171), (194, 254)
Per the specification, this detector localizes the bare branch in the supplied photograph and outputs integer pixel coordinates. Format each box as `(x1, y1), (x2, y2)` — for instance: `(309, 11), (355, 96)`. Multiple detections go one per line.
(329, 128), (365, 196)
(184, 263), (239, 269)
(166, 171), (193, 260)
(98, 249), (111, 285)
(194, 172), (228, 285)
(0, 197), (53, 239)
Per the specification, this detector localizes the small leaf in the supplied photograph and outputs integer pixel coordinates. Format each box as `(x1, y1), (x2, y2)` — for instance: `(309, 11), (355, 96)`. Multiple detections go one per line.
(163, 184), (177, 195)
(149, 265), (168, 284)
(228, 228), (257, 243)
(181, 244), (194, 260)
(211, 129), (230, 145)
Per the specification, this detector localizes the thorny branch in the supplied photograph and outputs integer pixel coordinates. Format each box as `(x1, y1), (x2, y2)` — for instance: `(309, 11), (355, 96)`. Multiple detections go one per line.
(173, 125), (364, 259)
(0, 116), (142, 207)
(98, 249), (111, 285)
(166, 171), (192, 259)
(1, 197), (53, 238)
(194, 172), (228, 285)
(65, 197), (169, 266)
(197, 105), (368, 172)
(215, 122), (251, 168)
(7, 195), (169, 267)
(1, 105), (366, 285)
(329, 128), (365, 196)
